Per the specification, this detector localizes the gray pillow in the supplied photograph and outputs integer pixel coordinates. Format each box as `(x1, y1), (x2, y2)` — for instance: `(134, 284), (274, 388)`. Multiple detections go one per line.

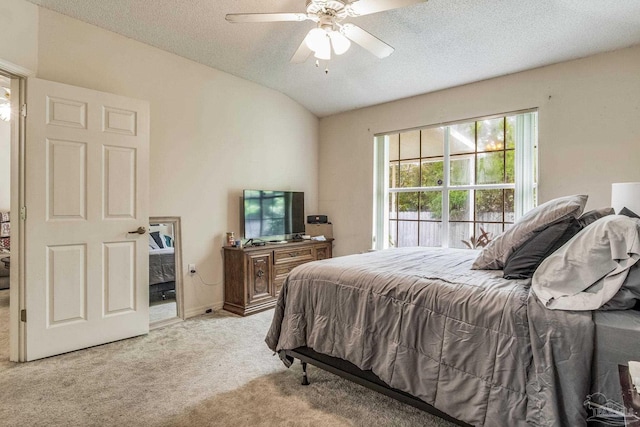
(150, 231), (166, 249)
(503, 217), (581, 279)
(149, 234), (160, 250)
(472, 194), (588, 270)
(620, 207), (640, 219)
(577, 207), (615, 227)
(503, 208), (616, 279)
(601, 263), (640, 310)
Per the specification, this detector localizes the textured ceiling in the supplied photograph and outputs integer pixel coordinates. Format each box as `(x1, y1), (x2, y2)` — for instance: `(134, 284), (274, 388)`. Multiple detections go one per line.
(26, 0), (640, 117)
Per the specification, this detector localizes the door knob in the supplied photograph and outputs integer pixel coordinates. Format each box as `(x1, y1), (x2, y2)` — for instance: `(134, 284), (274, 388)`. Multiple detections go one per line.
(128, 226), (147, 235)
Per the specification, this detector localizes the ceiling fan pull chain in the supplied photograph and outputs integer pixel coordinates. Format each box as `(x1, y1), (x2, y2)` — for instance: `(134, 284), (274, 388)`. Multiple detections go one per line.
(314, 59), (329, 74)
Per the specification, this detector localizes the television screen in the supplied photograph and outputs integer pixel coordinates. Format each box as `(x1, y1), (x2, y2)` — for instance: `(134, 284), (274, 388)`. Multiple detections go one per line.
(243, 190), (305, 239)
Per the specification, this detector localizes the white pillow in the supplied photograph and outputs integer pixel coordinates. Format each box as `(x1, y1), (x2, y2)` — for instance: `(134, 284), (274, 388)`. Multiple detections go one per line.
(532, 215), (640, 310)
(472, 194), (588, 270)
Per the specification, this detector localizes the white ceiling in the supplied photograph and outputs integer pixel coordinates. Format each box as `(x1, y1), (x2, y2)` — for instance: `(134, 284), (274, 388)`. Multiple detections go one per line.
(26, 0), (640, 117)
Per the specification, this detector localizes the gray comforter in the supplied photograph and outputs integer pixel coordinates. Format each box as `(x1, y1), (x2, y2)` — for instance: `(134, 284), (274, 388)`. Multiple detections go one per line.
(265, 247), (594, 426)
(149, 248), (175, 286)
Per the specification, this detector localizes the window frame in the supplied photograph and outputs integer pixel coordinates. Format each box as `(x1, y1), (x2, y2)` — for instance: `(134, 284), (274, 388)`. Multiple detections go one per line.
(373, 110), (538, 250)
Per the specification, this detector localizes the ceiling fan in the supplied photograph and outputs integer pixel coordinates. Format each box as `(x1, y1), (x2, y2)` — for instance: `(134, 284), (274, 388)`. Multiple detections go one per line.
(226, 0), (427, 69)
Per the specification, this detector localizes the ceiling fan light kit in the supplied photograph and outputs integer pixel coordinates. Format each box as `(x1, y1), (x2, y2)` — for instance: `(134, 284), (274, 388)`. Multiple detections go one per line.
(305, 27), (332, 58)
(329, 30), (351, 55)
(225, 0), (427, 72)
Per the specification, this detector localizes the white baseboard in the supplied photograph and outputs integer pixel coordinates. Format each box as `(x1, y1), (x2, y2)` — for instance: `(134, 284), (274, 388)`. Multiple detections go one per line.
(183, 301), (224, 319)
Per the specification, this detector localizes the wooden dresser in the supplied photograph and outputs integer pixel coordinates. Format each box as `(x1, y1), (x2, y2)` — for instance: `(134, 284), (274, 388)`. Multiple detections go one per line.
(223, 239), (333, 316)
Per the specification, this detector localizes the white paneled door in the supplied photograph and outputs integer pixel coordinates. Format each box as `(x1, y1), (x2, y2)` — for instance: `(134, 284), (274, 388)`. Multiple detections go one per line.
(25, 78), (149, 361)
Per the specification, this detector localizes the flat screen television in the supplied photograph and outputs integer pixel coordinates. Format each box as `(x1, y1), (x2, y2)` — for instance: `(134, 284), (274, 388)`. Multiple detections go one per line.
(243, 190), (305, 240)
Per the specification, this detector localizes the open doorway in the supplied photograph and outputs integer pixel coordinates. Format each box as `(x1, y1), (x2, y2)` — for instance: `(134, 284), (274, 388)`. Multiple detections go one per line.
(0, 70), (18, 361)
(148, 216), (184, 328)
(0, 74), (10, 287)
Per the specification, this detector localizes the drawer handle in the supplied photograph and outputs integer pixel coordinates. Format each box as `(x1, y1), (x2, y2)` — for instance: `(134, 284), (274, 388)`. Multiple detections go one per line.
(289, 252), (298, 257)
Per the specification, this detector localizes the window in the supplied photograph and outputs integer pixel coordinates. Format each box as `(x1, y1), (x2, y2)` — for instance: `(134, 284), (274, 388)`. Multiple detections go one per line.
(373, 111), (538, 250)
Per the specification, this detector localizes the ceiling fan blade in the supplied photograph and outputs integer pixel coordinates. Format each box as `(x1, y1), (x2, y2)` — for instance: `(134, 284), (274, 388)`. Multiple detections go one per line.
(341, 24), (394, 58)
(346, 0), (427, 16)
(290, 38), (313, 63)
(225, 13), (309, 23)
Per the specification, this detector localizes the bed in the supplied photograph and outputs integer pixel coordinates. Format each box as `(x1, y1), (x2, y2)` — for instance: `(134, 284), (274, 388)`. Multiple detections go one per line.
(149, 247), (176, 301)
(149, 229), (176, 289)
(265, 196), (640, 426)
(149, 247), (175, 286)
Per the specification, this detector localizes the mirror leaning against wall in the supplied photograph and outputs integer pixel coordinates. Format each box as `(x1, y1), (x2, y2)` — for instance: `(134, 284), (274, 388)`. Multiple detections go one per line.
(148, 216), (184, 327)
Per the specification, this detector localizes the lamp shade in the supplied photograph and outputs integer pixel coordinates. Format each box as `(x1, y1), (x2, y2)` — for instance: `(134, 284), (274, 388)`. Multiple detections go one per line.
(611, 182), (640, 215)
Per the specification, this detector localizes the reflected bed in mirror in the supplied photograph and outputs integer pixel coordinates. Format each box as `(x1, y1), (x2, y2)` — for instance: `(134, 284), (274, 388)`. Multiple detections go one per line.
(149, 216), (184, 327)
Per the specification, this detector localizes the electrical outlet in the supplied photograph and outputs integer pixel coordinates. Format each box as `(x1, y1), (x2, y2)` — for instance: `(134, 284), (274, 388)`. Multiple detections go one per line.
(188, 264), (196, 274)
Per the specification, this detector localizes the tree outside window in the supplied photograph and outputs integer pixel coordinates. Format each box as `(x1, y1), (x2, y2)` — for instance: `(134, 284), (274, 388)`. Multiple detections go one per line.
(375, 111), (537, 250)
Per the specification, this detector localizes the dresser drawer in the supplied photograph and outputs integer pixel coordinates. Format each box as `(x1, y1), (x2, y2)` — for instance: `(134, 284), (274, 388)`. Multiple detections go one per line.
(273, 276), (285, 297)
(274, 262), (305, 279)
(274, 261), (308, 295)
(273, 247), (314, 265)
(315, 245), (331, 260)
(274, 262), (305, 280)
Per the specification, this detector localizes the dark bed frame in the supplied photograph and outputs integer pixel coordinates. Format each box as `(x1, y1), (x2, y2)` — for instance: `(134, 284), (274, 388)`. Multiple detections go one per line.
(284, 346), (472, 427)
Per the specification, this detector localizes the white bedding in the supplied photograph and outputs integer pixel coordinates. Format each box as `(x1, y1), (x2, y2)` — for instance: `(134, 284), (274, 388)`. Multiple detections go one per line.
(532, 215), (640, 310)
(150, 247), (174, 256)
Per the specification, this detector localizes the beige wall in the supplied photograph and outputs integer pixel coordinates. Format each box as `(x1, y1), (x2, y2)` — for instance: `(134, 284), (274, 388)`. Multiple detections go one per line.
(34, 8), (319, 316)
(0, 0), (38, 73)
(0, 0), (37, 217)
(319, 45), (640, 256)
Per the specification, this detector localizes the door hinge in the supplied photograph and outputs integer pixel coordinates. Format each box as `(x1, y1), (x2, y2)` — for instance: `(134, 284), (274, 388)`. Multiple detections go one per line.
(20, 206), (26, 221)
(20, 103), (27, 117)
(20, 309), (26, 322)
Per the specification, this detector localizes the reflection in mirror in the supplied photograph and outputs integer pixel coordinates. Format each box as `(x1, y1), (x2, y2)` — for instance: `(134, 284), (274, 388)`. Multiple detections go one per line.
(149, 217), (183, 326)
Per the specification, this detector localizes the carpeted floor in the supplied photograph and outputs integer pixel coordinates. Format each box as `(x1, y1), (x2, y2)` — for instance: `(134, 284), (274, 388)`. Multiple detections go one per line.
(0, 289), (455, 427)
(149, 300), (178, 323)
(0, 290), (8, 360)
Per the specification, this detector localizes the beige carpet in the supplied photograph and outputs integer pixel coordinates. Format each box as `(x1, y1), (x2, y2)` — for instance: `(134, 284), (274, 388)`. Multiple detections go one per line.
(0, 290), (7, 361)
(0, 290), (455, 427)
(149, 300), (178, 323)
